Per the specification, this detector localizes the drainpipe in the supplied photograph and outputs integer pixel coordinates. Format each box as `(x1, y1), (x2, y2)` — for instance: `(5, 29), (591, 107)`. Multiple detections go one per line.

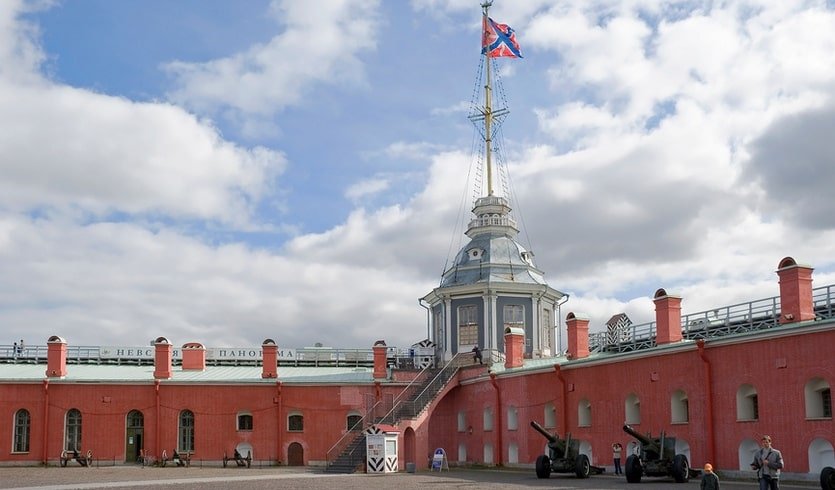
(155, 380), (161, 459)
(489, 373), (502, 466)
(554, 364), (568, 434)
(42, 379), (49, 465)
(697, 340), (715, 464)
(275, 381), (282, 464)
(419, 299), (431, 341)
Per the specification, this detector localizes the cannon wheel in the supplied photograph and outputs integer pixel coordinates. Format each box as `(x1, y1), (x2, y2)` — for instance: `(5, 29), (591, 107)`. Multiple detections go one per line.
(535, 454), (551, 478)
(574, 454), (591, 478)
(672, 454), (689, 483)
(222, 451), (229, 468)
(821, 466), (835, 490)
(625, 454), (642, 483)
(246, 451), (252, 468)
(85, 449), (93, 467)
(60, 450), (69, 467)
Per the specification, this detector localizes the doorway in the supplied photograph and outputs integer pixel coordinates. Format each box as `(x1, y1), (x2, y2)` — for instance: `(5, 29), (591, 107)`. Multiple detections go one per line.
(287, 442), (304, 466)
(125, 410), (144, 463)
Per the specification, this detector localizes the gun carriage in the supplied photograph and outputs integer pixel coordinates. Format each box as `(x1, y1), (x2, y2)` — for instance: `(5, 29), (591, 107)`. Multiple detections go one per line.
(530, 420), (604, 478)
(59, 449), (92, 467)
(223, 448), (252, 468)
(622, 424), (690, 483)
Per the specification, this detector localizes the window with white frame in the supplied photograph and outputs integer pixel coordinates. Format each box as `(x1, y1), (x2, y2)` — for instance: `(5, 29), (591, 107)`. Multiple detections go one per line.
(237, 412), (253, 431)
(13, 409), (30, 453)
(458, 305), (478, 346)
(64, 409), (82, 451)
(503, 304), (524, 328)
(179, 410), (194, 452)
(288, 413), (304, 432)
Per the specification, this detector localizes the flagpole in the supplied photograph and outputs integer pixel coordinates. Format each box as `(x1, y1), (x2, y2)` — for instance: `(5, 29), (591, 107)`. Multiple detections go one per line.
(481, 1), (494, 197)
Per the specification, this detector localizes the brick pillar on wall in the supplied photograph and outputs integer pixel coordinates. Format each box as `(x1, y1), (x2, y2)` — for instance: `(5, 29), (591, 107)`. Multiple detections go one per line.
(181, 342), (206, 371)
(504, 327), (525, 368)
(46, 335), (68, 378)
(153, 337), (173, 380)
(262, 339), (278, 379)
(777, 256), (815, 324)
(566, 312), (589, 360)
(654, 288), (683, 345)
(373, 340), (388, 380)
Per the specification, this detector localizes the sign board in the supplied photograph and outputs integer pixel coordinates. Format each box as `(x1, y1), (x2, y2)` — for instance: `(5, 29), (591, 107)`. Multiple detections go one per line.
(431, 447), (448, 472)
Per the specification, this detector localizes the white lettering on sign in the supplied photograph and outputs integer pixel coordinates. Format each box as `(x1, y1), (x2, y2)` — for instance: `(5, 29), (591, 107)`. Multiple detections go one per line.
(100, 346), (297, 361)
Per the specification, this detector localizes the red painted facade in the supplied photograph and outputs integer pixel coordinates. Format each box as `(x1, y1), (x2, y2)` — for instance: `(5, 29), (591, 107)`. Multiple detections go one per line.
(1, 256), (833, 479)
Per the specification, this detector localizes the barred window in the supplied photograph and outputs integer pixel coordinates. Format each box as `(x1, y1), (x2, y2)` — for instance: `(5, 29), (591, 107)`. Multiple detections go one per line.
(14, 409), (30, 453)
(237, 413), (253, 431)
(65, 409), (82, 451)
(288, 413), (304, 432)
(179, 410), (194, 452)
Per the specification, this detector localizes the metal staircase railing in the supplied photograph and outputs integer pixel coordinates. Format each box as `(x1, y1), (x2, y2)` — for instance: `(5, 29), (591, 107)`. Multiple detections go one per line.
(376, 352), (467, 425)
(324, 362), (436, 472)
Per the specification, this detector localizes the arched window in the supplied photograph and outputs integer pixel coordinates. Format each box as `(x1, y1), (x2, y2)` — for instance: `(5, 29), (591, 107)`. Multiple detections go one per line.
(805, 377), (832, 419)
(578, 398), (591, 427)
(736, 384), (759, 421)
(483, 407), (493, 431)
(288, 413), (304, 432)
(237, 412), (253, 431)
(483, 443), (494, 464)
(625, 394), (641, 425)
(808, 437), (835, 473)
(671, 389), (689, 424)
(179, 410), (194, 452)
(13, 409), (30, 453)
(127, 410), (143, 429)
(457, 411), (466, 432)
(458, 443), (467, 463)
(346, 412), (362, 431)
(65, 409), (82, 451)
(507, 405), (518, 430)
(508, 442), (519, 464)
(543, 402), (556, 428)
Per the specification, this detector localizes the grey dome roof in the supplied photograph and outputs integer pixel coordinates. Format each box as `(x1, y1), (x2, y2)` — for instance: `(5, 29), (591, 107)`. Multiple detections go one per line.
(440, 233), (547, 287)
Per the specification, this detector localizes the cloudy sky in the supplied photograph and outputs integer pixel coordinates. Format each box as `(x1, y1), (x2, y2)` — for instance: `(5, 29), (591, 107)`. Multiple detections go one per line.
(2, 0), (834, 352)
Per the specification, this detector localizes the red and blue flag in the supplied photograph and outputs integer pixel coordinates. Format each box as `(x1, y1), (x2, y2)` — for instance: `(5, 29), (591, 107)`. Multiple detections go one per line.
(482, 16), (522, 58)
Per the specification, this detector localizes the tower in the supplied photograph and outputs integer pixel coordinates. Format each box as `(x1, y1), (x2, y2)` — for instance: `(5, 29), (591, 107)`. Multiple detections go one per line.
(421, 2), (566, 362)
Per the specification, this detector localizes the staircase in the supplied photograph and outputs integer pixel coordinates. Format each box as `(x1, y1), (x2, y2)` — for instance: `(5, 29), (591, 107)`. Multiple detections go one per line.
(324, 353), (468, 473)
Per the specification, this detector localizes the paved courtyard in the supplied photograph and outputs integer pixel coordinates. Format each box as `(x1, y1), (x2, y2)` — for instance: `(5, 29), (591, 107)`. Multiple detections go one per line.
(0, 466), (822, 490)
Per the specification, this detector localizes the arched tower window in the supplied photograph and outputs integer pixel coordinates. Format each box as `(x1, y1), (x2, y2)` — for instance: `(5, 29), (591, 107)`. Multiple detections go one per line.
(625, 394), (641, 425)
(737, 384), (759, 421)
(671, 389), (689, 423)
(805, 377), (832, 419)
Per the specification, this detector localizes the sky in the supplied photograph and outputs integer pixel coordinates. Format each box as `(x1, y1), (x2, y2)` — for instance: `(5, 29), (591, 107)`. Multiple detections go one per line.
(2, 0), (835, 351)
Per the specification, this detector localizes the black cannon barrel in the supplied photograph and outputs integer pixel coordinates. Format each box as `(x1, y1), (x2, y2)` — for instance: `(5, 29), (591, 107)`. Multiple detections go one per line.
(622, 424), (653, 446)
(530, 420), (558, 444)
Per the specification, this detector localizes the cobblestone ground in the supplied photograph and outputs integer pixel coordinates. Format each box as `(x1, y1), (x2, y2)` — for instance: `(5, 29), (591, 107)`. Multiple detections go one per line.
(0, 467), (821, 490)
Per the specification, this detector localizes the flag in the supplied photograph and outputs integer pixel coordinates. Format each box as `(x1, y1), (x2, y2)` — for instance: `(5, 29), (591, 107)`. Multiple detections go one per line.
(481, 16), (522, 58)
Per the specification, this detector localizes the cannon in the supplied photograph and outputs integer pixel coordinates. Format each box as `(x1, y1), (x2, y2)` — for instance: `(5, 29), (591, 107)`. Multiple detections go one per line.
(622, 424), (689, 483)
(160, 449), (191, 467)
(223, 449), (251, 468)
(59, 449), (92, 467)
(530, 420), (604, 478)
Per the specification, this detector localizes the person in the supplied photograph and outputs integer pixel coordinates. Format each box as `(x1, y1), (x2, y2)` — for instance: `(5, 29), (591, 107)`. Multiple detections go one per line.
(18, 339), (24, 355)
(12, 342), (17, 358)
(701, 463), (720, 490)
(471, 345), (483, 364)
(751, 434), (783, 490)
(612, 442), (623, 475)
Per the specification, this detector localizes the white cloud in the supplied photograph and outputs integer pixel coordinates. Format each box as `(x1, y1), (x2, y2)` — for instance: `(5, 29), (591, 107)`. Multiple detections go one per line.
(164, 0), (381, 118)
(345, 177), (390, 201)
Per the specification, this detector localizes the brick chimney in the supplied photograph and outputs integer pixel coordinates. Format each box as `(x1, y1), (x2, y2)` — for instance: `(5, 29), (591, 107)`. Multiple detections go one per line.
(181, 342), (205, 370)
(372, 340), (388, 380)
(566, 312), (590, 360)
(504, 326), (525, 368)
(654, 288), (683, 345)
(46, 335), (68, 378)
(262, 338), (278, 379)
(153, 337), (173, 380)
(777, 256), (815, 324)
